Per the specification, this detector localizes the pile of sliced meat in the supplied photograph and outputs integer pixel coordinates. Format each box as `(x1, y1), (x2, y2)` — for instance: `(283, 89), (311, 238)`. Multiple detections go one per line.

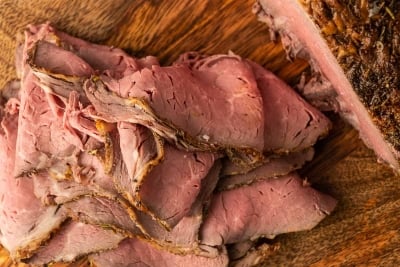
(0, 23), (336, 267)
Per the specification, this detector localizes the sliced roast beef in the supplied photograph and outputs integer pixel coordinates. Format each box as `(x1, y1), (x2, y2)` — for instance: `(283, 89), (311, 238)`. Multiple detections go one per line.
(27, 23), (159, 108)
(15, 44), (87, 177)
(0, 99), (67, 260)
(82, 60), (264, 167)
(28, 23), (156, 79)
(136, 161), (222, 256)
(118, 122), (161, 184)
(30, 40), (94, 78)
(116, 122), (165, 215)
(140, 143), (216, 229)
(221, 147), (313, 176)
(63, 196), (141, 236)
(248, 60), (331, 153)
(0, 23), (340, 266)
(89, 238), (229, 267)
(97, 116), (216, 230)
(26, 221), (126, 266)
(15, 72), (74, 176)
(26, 22), (155, 81)
(218, 148), (314, 190)
(200, 173), (336, 246)
(109, 53), (264, 152)
(255, 0), (400, 171)
(177, 52), (330, 155)
(29, 25), (265, 167)
(33, 172), (143, 237)
(31, 139), (145, 237)
(32, 149), (118, 205)
(32, 157), (145, 238)
(105, 125), (164, 221)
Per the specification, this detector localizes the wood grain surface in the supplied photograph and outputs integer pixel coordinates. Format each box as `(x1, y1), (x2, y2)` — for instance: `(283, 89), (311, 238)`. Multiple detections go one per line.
(0, 0), (399, 266)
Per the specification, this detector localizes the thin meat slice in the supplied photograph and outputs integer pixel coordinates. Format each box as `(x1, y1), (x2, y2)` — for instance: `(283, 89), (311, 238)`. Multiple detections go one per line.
(33, 174), (143, 236)
(89, 238), (229, 267)
(27, 25), (263, 167)
(26, 221), (126, 266)
(33, 168), (144, 238)
(28, 23), (156, 79)
(140, 143), (217, 229)
(136, 162), (222, 256)
(118, 122), (161, 184)
(109, 54), (264, 152)
(27, 41), (94, 106)
(82, 58), (264, 167)
(32, 163), (115, 206)
(220, 147), (313, 176)
(116, 122), (164, 216)
(0, 99), (67, 260)
(15, 26), (90, 177)
(249, 60), (331, 153)
(105, 125), (165, 222)
(32, 137), (119, 205)
(27, 32), (145, 104)
(30, 40), (94, 78)
(63, 196), (140, 236)
(255, 0), (400, 171)
(218, 148), (314, 190)
(31, 139), (146, 237)
(178, 52), (330, 154)
(200, 173), (337, 246)
(14, 70), (82, 177)
(110, 122), (216, 230)
(24, 196), (141, 266)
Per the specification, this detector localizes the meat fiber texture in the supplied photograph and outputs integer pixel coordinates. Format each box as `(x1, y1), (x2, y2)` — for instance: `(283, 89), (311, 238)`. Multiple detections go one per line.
(254, 0), (400, 172)
(0, 22), (336, 266)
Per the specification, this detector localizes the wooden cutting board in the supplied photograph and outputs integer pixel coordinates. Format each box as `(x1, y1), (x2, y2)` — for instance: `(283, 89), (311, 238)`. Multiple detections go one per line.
(0, 0), (399, 266)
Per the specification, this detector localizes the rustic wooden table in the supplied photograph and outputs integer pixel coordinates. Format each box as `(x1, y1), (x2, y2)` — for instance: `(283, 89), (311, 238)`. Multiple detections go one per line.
(0, 0), (399, 266)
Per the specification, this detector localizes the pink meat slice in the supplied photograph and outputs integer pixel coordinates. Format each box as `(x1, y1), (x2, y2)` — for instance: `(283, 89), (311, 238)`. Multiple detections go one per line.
(135, 162), (222, 256)
(14, 70), (83, 177)
(200, 172), (337, 246)
(27, 23), (156, 79)
(89, 238), (229, 267)
(0, 98), (66, 260)
(249, 60), (331, 153)
(218, 147), (314, 190)
(26, 221), (126, 265)
(83, 57), (264, 167)
(178, 52), (330, 155)
(140, 143), (216, 228)
(105, 54), (265, 152)
(32, 137), (119, 205)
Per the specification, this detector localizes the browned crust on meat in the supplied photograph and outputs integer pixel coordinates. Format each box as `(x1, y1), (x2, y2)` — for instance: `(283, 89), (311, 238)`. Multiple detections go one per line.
(302, 0), (400, 151)
(14, 213), (68, 261)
